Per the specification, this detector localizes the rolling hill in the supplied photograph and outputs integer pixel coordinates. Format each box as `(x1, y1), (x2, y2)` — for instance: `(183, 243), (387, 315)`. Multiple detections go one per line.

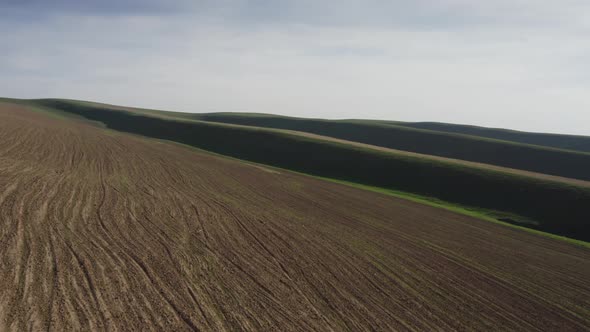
(191, 113), (590, 182)
(18, 98), (590, 242)
(0, 100), (589, 331)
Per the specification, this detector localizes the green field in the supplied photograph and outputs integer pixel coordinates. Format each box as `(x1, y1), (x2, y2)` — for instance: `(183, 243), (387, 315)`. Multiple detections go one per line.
(390, 121), (590, 153)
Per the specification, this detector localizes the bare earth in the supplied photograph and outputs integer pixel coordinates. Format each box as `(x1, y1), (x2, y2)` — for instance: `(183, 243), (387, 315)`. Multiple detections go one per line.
(0, 104), (589, 331)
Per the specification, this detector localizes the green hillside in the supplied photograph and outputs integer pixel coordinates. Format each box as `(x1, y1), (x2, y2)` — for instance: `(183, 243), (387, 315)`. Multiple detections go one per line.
(389, 121), (590, 153)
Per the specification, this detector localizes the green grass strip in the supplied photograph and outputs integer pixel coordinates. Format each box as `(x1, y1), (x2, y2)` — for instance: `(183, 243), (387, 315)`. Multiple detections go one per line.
(313, 177), (590, 249)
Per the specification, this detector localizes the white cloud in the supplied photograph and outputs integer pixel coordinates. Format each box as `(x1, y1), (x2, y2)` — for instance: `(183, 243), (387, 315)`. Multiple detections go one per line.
(0, 1), (589, 134)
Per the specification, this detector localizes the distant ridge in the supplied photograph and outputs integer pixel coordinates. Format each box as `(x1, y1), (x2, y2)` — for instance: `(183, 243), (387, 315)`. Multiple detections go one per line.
(389, 121), (590, 153)
(189, 112), (590, 182)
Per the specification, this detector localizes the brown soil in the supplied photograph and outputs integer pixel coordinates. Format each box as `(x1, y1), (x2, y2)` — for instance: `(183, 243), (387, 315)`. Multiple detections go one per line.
(0, 104), (588, 331)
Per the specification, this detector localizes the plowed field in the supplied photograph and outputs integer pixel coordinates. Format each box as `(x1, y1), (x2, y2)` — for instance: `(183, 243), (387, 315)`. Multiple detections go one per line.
(0, 103), (588, 331)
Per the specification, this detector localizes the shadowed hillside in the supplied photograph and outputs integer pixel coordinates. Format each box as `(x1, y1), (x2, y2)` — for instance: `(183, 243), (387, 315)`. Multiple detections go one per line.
(192, 113), (590, 182)
(390, 121), (590, 153)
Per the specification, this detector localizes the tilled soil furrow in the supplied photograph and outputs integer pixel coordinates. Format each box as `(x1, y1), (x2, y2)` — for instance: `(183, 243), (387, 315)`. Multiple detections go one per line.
(0, 104), (588, 331)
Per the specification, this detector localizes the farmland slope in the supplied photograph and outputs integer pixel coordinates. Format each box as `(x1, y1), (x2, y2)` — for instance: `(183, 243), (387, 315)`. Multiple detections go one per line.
(26, 99), (590, 242)
(28, 99), (590, 178)
(1, 102), (590, 331)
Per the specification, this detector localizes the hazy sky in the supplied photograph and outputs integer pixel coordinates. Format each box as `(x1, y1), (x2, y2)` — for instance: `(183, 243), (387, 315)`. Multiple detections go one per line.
(1, 1), (589, 134)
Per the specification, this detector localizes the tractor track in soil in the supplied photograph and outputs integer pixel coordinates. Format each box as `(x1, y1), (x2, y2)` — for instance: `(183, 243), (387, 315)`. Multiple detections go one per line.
(0, 103), (588, 331)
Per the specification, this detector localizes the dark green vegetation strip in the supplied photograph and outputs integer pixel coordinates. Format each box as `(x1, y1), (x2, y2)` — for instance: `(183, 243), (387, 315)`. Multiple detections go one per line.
(30, 99), (590, 242)
(193, 113), (590, 181)
(391, 121), (590, 153)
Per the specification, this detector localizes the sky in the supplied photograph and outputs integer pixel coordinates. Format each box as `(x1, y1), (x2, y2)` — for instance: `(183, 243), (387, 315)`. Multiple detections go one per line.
(1, 1), (589, 135)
